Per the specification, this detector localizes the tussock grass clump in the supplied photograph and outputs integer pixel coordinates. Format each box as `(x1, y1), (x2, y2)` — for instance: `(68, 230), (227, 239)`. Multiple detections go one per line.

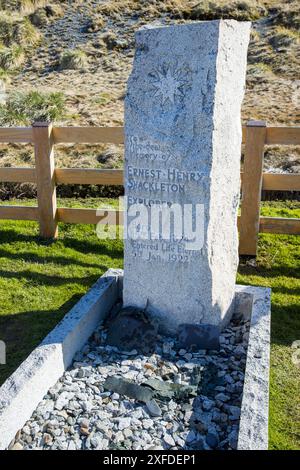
(0, 67), (11, 83)
(59, 49), (88, 71)
(185, 0), (267, 21)
(269, 26), (299, 49)
(29, 4), (64, 28)
(0, 43), (24, 71)
(270, 2), (300, 29)
(98, 0), (189, 20)
(28, 7), (48, 27)
(0, 90), (65, 125)
(84, 16), (105, 33)
(246, 62), (274, 85)
(0, 1), (45, 13)
(0, 13), (40, 47)
(98, 0), (267, 22)
(97, 0), (139, 17)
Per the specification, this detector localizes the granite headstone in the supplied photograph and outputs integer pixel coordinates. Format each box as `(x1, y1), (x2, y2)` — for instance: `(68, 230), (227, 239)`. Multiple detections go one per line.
(123, 20), (251, 334)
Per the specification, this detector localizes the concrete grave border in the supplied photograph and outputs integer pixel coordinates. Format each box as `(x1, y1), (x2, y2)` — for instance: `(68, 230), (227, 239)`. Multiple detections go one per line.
(235, 285), (271, 450)
(0, 269), (271, 450)
(0, 269), (122, 450)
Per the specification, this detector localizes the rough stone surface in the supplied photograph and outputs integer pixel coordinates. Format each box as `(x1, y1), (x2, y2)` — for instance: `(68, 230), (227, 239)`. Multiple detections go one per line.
(123, 20), (251, 333)
(236, 285), (271, 451)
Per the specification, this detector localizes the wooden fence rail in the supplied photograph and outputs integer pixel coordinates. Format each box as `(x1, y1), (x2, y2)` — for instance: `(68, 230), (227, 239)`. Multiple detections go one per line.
(0, 121), (299, 256)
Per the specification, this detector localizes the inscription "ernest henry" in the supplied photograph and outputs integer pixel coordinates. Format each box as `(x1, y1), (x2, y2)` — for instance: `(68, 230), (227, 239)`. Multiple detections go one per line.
(127, 165), (206, 195)
(127, 166), (205, 183)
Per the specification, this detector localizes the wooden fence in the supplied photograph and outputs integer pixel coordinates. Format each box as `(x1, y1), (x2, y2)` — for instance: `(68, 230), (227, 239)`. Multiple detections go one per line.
(0, 120), (299, 256)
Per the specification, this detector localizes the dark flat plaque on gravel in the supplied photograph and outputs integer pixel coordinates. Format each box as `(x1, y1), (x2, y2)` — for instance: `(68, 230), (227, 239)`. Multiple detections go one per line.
(178, 323), (220, 351)
(106, 306), (158, 354)
(103, 376), (154, 403)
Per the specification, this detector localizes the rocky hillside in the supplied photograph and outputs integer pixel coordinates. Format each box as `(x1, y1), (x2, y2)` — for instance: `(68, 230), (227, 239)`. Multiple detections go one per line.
(0, 0), (299, 198)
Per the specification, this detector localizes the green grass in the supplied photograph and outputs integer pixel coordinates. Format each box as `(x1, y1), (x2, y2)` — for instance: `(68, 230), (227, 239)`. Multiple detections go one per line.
(0, 43), (24, 71)
(0, 90), (66, 125)
(0, 198), (299, 450)
(238, 201), (300, 450)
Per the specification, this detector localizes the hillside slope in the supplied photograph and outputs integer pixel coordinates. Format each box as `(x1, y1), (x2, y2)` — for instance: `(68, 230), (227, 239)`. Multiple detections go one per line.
(0, 0), (299, 188)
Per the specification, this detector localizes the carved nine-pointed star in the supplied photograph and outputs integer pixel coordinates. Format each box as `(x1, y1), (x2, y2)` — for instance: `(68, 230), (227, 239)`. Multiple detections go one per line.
(152, 68), (185, 104)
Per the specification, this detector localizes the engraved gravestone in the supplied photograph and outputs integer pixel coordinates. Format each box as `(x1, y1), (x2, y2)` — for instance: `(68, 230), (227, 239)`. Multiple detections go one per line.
(123, 20), (251, 334)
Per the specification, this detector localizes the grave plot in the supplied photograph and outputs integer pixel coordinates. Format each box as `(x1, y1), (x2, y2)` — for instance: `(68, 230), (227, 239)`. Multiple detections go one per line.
(1, 272), (270, 451)
(0, 20), (271, 451)
(14, 307), (250, 451)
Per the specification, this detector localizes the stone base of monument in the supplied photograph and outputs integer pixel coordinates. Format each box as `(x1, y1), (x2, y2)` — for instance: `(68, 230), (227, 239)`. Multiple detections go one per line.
(0, 269), (271, 451)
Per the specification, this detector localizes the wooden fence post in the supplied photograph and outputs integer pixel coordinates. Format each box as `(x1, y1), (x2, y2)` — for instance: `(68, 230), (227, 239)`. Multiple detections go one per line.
(239, 120), (267, 256)
(33, 122), (58, 239)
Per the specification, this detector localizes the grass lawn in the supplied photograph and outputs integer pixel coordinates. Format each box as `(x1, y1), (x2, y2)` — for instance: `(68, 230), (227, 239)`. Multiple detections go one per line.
(0, 198), (299, 450)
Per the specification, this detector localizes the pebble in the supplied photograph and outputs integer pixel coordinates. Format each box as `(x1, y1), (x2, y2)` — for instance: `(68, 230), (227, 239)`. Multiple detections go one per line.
(228, 430), (238, 448)
(146, 399), (162, 417)
(68, 440), (77, 450)
(43, 433), (53, 445)
(228, 405), (240, 421)
(163, 433), (176, 447)
(186, 430), (197, 443)
(202, 399), (214, 411)
(234, 345), (245, 359)
(206, 432), (219, 449)
(142, 419), (153, 429)
(215, 393), (230, 402)
(184, 353), (193, 361)
(118, 417), (131, 430)
(11, 442), (23, 450)
(173, 373), (182, 384)
(123, 428), (133, 438)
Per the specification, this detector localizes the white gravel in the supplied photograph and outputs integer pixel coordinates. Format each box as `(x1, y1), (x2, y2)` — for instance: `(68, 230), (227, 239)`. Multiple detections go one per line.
(12, 315), (250, 450)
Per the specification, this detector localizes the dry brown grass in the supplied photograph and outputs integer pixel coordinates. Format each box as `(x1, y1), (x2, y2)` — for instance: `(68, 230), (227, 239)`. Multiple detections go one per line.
(0, 1), (46, 13)
(0, 12), (40, 47)
(0, 0), (298, 198)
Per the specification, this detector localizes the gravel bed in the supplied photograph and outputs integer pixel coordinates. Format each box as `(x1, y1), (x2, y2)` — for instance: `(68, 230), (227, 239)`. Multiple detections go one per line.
(13, 315), (250, 451)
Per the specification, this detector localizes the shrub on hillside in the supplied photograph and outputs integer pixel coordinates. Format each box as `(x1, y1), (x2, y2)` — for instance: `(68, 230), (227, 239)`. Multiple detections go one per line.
(0, 13), (40, 47)
(0, 43), (24, 71)
(29, 4), (64, 28)
(269, 26), (299, 50)
(0, 1), (44, 13)
(59, 49), (88, 70)
(185, 0), (267, 21)
(0, 90), (65, 125)
(270, 3), (300, 29)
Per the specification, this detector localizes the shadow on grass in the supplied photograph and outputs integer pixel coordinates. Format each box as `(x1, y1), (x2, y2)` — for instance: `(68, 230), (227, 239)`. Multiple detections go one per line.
(0, 229), (124, 258)
(0, 269), (105, 287)
(0, 248), (102, 269)
(238, 264), (300, 280)
(61, 236), (124, 259)
(270, 303), (300, 346)
(238, 263), (300, 347)
(0, 295), (81, 386)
